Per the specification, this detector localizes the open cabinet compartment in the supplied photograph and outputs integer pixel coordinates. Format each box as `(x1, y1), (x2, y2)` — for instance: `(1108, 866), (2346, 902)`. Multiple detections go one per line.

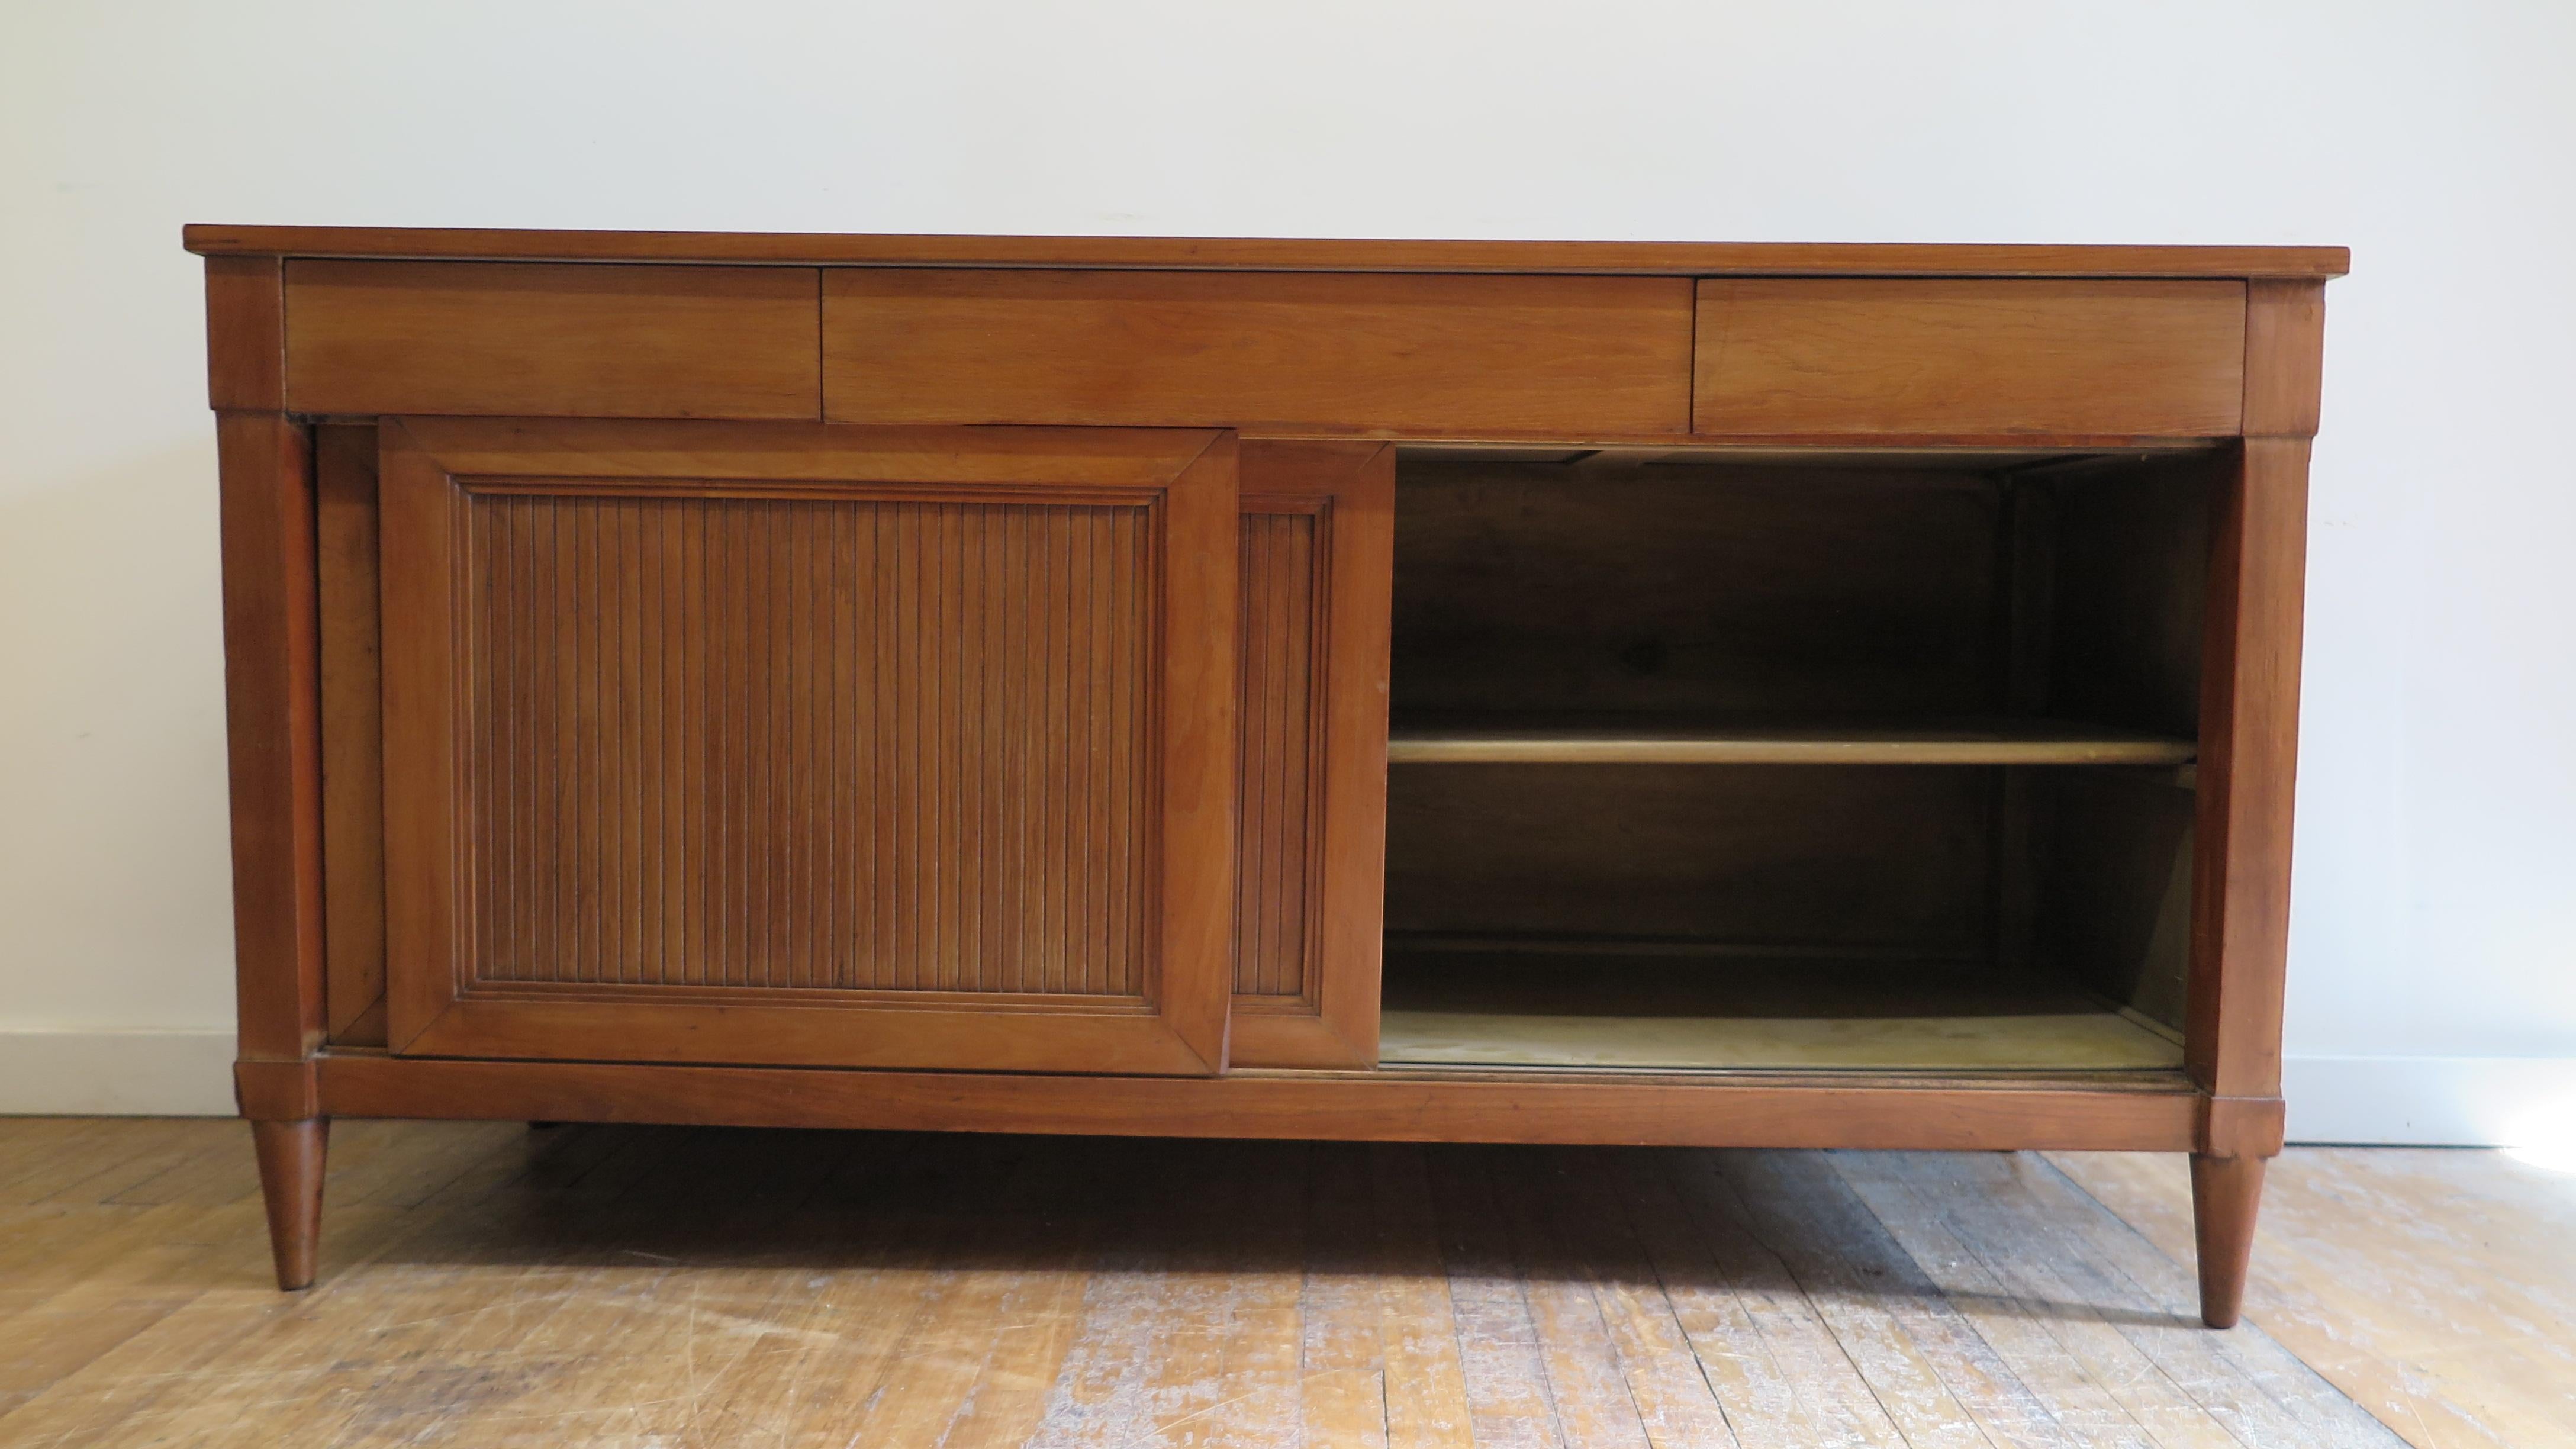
(1380, 446), (2218, 1074)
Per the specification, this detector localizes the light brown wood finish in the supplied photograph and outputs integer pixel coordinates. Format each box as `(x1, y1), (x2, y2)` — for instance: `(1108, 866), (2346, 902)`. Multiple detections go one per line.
(194, 231), (2339, 1329)
(186, 224), (2353, 278)
(2244, 279), (2330, 436)
(285, 260), (823, 419)
(2178, 275), (2325, 1325)
(317, 1053), (2201, 1151)
(462, 495), (1155, 997)
(1232, 441), (1395, 1070)
(2189, 1152), (2265, 1328)
(216, 408), (326, 1069)
(1695, 279), (2248, 436)
(202, 255), (285, 409)
(377, 418), (1240, 1074)
(1387, 717), (2195, 765)
(2057, 1146), (2576, 1449)
(0, 1119), (2444, 1448)
(825, 269), (1694, 434)
(1379, 953), (2185, 1072)
(2191, 323), (2322, 1091)
(314, 426), (386, 1044)
(247, 1119), (326, 1290)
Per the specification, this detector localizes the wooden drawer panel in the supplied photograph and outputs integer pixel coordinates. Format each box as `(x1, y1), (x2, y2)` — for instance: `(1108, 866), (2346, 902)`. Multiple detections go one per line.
(285, 261), (821, 418)
(1695, 279), (2246, 436)
(826, 269), (1693, 434)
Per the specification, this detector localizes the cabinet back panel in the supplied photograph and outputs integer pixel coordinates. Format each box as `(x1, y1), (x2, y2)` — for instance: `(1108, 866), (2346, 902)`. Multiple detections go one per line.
(1385, 764), (1996, 951)
(1392, 462), (2005, 718)
(461, 491), (1155, 996)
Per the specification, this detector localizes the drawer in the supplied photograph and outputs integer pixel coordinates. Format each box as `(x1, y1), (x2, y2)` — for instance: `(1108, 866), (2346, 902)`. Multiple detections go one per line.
(285, 261), (821, 418)
(1694, 279), (2245, 436)
(825, 269), (1693, 435)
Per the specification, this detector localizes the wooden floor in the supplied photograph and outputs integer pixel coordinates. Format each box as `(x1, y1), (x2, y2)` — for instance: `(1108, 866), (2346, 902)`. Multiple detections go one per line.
(0, 1120), (2564, 1448)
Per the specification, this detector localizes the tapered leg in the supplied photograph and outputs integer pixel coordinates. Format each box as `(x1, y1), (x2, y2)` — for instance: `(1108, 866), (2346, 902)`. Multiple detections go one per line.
(252, 1118), (329, 1290)
(2191, 1152), (2265, 1328)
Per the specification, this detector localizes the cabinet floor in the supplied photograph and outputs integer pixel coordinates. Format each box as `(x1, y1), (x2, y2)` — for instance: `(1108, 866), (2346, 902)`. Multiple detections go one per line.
(4, 1118), (2558, 1447)
(1380, 952), (2187, 1071)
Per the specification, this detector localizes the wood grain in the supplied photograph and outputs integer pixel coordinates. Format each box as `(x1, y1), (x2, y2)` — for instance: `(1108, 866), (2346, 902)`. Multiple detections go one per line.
(459, 491), (1152, 997)
(314, 425), (385, 1044)
(2055, 1145), (2576, 1448)
(2243, 279), (2329, 437)
(215, 411), (326, 1065)
(1377, 952), (2185, 1073)
(185, 223), (2355, 278)
(2187, 439), (2309, 1100)
(190, 231), (2346, 1341)
(249, 1119), (326, 1291)
(1234, 504), (1324, 1000)
(2189, 1153), (2266, 1328)
(284, 260), (822, 418)
(1386, 717), (2195, 765)
(0, 1120), (2461, 1447)
(825, 269), (1693, 434)
(202, 255), (284, 409)
(1695, 279), (2247, 436)
(376, 419), (1238, 1076)
(317, 1054), (2203, 1152)
(1230, 441), (1393, 1071)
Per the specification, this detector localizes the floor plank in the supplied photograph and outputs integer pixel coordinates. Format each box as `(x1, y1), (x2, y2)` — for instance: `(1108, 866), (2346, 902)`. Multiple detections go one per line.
(2051, 1147), (2576, 1449)
(0, 1119), (2553, 1447)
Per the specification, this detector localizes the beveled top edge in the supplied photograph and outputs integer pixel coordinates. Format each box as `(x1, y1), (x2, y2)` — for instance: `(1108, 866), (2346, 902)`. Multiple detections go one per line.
(182, 226), (2350, 279)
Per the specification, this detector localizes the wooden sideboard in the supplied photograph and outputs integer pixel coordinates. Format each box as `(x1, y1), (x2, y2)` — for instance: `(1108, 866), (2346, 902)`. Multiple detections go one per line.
(189, 226), (2342, 1327)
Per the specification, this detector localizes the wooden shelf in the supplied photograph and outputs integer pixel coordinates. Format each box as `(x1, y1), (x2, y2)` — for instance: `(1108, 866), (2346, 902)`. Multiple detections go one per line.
(1379, 951), (2186, 1073)
(1386, 716), (2196, 767)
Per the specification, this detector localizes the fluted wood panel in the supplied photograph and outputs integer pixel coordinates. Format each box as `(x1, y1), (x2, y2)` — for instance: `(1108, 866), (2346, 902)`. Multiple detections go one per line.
(461, 490), (1154, 996)
(1234, 506), (1326, 999)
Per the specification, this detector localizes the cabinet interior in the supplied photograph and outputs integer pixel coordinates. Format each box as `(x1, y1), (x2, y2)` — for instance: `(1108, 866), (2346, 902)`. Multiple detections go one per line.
(1379, 446), (2218, 1074)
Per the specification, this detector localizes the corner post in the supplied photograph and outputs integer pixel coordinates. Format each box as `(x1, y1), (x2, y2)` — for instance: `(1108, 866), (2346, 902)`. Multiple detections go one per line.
(208, 250), (331, 1286)
(2187, 277), (2326, 1327)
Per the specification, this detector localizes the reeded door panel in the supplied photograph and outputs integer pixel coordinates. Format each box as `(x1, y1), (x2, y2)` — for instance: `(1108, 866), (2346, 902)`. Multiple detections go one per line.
(378, 417), (1238, 1074)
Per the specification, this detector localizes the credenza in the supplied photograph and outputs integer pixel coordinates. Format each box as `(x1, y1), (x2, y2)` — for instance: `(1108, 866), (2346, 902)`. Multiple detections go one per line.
(189, 226), (2340, 1326)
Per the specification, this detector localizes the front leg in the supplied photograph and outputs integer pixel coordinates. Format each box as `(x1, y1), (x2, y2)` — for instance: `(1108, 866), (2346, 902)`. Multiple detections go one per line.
(251, 1118), (330, 1290)
(2189, 1152), (2266, 1328)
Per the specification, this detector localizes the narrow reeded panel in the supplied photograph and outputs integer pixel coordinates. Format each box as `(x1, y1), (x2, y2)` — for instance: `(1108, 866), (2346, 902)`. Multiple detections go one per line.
(462, 491), (1154, 996)
(1234, 508), (1324, 998)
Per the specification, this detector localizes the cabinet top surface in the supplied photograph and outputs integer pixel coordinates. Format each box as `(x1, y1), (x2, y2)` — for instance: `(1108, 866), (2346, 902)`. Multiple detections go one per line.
(183, 225), (2349, 279)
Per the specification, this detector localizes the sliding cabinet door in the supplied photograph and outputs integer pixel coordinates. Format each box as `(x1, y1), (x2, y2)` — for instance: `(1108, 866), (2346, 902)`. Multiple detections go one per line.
(379, 417), (1237, 1074)
(1230, 441), (1393, 1067)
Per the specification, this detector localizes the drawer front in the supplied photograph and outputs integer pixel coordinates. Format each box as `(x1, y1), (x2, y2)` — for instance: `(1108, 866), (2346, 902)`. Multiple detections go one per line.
(826, 269), (1694, 435)
(285, 261), (822, 419)
(1695, 279), (2246, 437)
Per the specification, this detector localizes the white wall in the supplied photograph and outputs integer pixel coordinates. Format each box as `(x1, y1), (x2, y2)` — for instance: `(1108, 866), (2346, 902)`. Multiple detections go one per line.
(5, 1), (2571, 1142)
